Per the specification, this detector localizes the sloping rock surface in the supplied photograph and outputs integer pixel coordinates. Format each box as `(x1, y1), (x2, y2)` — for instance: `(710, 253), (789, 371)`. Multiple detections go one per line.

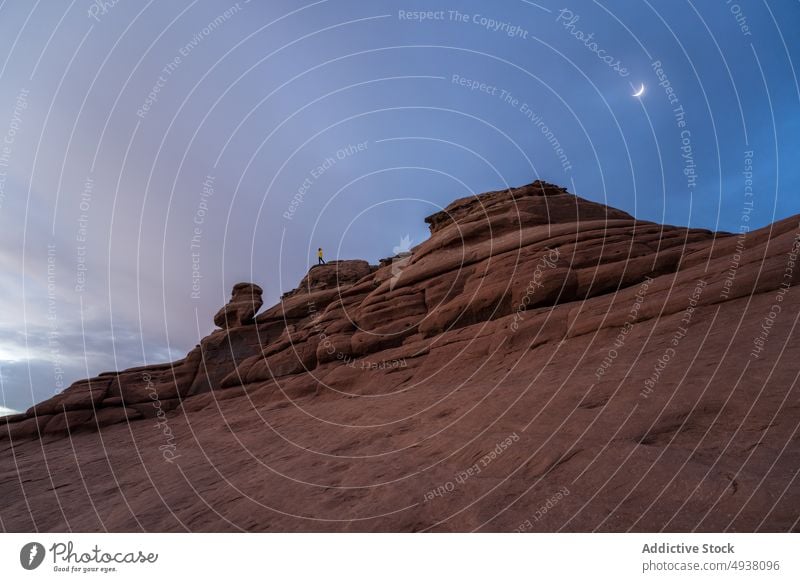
(1, 180), (798, 532)
(214, 283), (263, 328)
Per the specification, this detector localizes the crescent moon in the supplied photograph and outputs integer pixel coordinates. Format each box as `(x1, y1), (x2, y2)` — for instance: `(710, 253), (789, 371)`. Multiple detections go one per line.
(632, 84), (645, 97)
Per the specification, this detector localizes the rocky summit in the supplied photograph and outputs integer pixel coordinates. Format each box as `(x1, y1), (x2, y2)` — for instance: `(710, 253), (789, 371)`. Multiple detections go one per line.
(1, 180), (798, 532)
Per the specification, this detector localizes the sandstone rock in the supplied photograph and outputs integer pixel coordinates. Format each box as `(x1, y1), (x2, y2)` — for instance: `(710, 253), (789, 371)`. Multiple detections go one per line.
(0, 412), (26, 425)
(424, 180), (625, 235)
(60, 379), (110, 411)
(25, 395), (67, 416)
(213, 283), (264, 328)
(108, 372), (181, 404)
(43, 410), (94, 435)
(129, 398), (181, 418)
(281, 260), (375, 300)
(1, 415), (52, 440)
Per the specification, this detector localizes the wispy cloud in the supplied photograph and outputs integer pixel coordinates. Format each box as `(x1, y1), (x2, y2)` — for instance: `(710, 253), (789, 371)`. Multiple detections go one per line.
(0, 406), (20, 417)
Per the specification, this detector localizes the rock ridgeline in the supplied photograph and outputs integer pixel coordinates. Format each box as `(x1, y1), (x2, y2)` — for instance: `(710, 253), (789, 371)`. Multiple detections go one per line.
(2, 179), (800, 532)
(2, 178), (797, 442)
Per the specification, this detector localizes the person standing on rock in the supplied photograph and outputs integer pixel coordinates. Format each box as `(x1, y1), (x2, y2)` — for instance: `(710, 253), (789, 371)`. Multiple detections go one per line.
(317, 247), (326, 265)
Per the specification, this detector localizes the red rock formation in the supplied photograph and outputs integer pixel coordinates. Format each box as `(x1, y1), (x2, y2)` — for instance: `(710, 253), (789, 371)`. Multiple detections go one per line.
(1, 180), (798, 532)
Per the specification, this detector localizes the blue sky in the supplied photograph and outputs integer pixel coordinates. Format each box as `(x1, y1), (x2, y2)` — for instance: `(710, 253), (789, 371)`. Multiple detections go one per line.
(0, 0), (798, 411)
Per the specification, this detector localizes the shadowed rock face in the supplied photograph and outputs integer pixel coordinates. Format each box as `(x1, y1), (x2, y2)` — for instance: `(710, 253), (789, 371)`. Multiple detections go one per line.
(213, 283), (264, 328)
(1, 180), (799, 533)
(280, 260), (375, 300)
